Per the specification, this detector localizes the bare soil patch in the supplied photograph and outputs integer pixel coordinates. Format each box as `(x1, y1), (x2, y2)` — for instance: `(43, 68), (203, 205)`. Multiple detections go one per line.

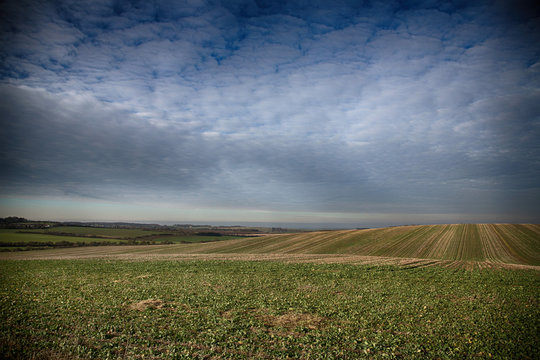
(268, 312), (325, 330)
(251, 309), (327, 337)
(128, 299), (170, 311)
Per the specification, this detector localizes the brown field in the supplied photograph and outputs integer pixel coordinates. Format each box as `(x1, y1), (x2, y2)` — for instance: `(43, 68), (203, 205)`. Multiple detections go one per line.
(1, 224), (539, 269)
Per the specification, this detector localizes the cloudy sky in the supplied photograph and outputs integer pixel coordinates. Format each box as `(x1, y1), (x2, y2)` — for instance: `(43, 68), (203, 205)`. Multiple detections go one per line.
(1, 0), (539, 227)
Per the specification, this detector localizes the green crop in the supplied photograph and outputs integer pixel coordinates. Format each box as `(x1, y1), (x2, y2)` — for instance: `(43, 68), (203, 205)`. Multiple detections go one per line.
(26, 226), (169, 238)
(0, 228), (247, 251)
(1, 259), (538, 359)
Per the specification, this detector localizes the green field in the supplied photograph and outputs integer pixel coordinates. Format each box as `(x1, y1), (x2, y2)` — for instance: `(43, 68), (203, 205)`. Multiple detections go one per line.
(0, 228), (248, 250)
(0, 229), (122, 245)
(23, 226), (169, 238)
(0, 260), (538, 359)
(1, 224), (538, 359)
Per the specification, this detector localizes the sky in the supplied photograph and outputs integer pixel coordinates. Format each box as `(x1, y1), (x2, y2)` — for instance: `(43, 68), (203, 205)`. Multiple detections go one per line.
(0, 0), (539, 228)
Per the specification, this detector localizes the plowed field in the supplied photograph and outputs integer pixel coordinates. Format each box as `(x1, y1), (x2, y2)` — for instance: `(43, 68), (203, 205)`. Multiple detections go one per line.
(2, 224), (539, 268)
(196, 224), (540, 264)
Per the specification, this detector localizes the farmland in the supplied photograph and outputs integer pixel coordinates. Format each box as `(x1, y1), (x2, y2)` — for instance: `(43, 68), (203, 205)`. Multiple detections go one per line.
(176, 224), (540, 266)
(0, 229), (121, 244)
(0, 226), (250, 251)
(163, 223), (540, 267)
(1, 260), (538, 359)
(24, 226), (170, 238)
(0, 223), (538, 359)
(3, 224), (537, 269)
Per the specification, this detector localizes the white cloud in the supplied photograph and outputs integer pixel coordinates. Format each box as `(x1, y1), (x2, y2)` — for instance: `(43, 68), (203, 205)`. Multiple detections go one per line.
(1, 0), (539, 224)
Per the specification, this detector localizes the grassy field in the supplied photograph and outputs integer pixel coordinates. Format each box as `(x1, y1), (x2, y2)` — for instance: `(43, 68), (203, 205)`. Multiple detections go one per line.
(0, 228), (248, 251)
(26, 226), (169, 238)
(0, 259), (538, 359)
(0, 224), (538, 358)
(0, 230), (123, 245)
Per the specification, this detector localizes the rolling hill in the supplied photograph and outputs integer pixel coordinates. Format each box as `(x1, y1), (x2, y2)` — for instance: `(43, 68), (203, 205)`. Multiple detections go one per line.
(1, 224), (539, 268)
(165, 223), (540, 266)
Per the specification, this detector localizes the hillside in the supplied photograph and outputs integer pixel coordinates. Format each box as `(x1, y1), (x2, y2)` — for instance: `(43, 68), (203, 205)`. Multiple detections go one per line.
(1, 224), (539, 268)
(169, 224), (540, 266)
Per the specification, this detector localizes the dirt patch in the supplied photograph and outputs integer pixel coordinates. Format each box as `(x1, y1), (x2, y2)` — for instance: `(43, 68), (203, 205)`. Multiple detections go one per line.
(271, 312), (325, 330)
(253, 309), (326, 336)
(128, 299), (169, 311)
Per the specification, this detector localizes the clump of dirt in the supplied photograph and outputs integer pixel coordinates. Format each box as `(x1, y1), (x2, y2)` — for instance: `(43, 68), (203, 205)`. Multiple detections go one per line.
(128, 299), (168, 311)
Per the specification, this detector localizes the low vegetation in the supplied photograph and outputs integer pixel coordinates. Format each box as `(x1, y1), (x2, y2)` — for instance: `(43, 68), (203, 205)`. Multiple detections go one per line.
(0, 226), (252, 251)
(1, 260), (538, 359)
(1, 222), (538, 358)
(25, 226), (170, 238)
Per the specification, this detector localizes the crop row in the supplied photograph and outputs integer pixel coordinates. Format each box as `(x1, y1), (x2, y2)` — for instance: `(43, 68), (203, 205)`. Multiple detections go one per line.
(160, 224), (540, 266)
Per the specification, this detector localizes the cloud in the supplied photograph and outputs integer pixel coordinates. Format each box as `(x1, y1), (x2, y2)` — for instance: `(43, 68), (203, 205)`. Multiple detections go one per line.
(0, 0), (539, 224)
(0, 85), (215, 194)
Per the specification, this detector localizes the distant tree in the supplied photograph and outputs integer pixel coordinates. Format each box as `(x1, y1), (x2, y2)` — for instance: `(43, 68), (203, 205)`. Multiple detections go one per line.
(0, 216), (28, 224)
